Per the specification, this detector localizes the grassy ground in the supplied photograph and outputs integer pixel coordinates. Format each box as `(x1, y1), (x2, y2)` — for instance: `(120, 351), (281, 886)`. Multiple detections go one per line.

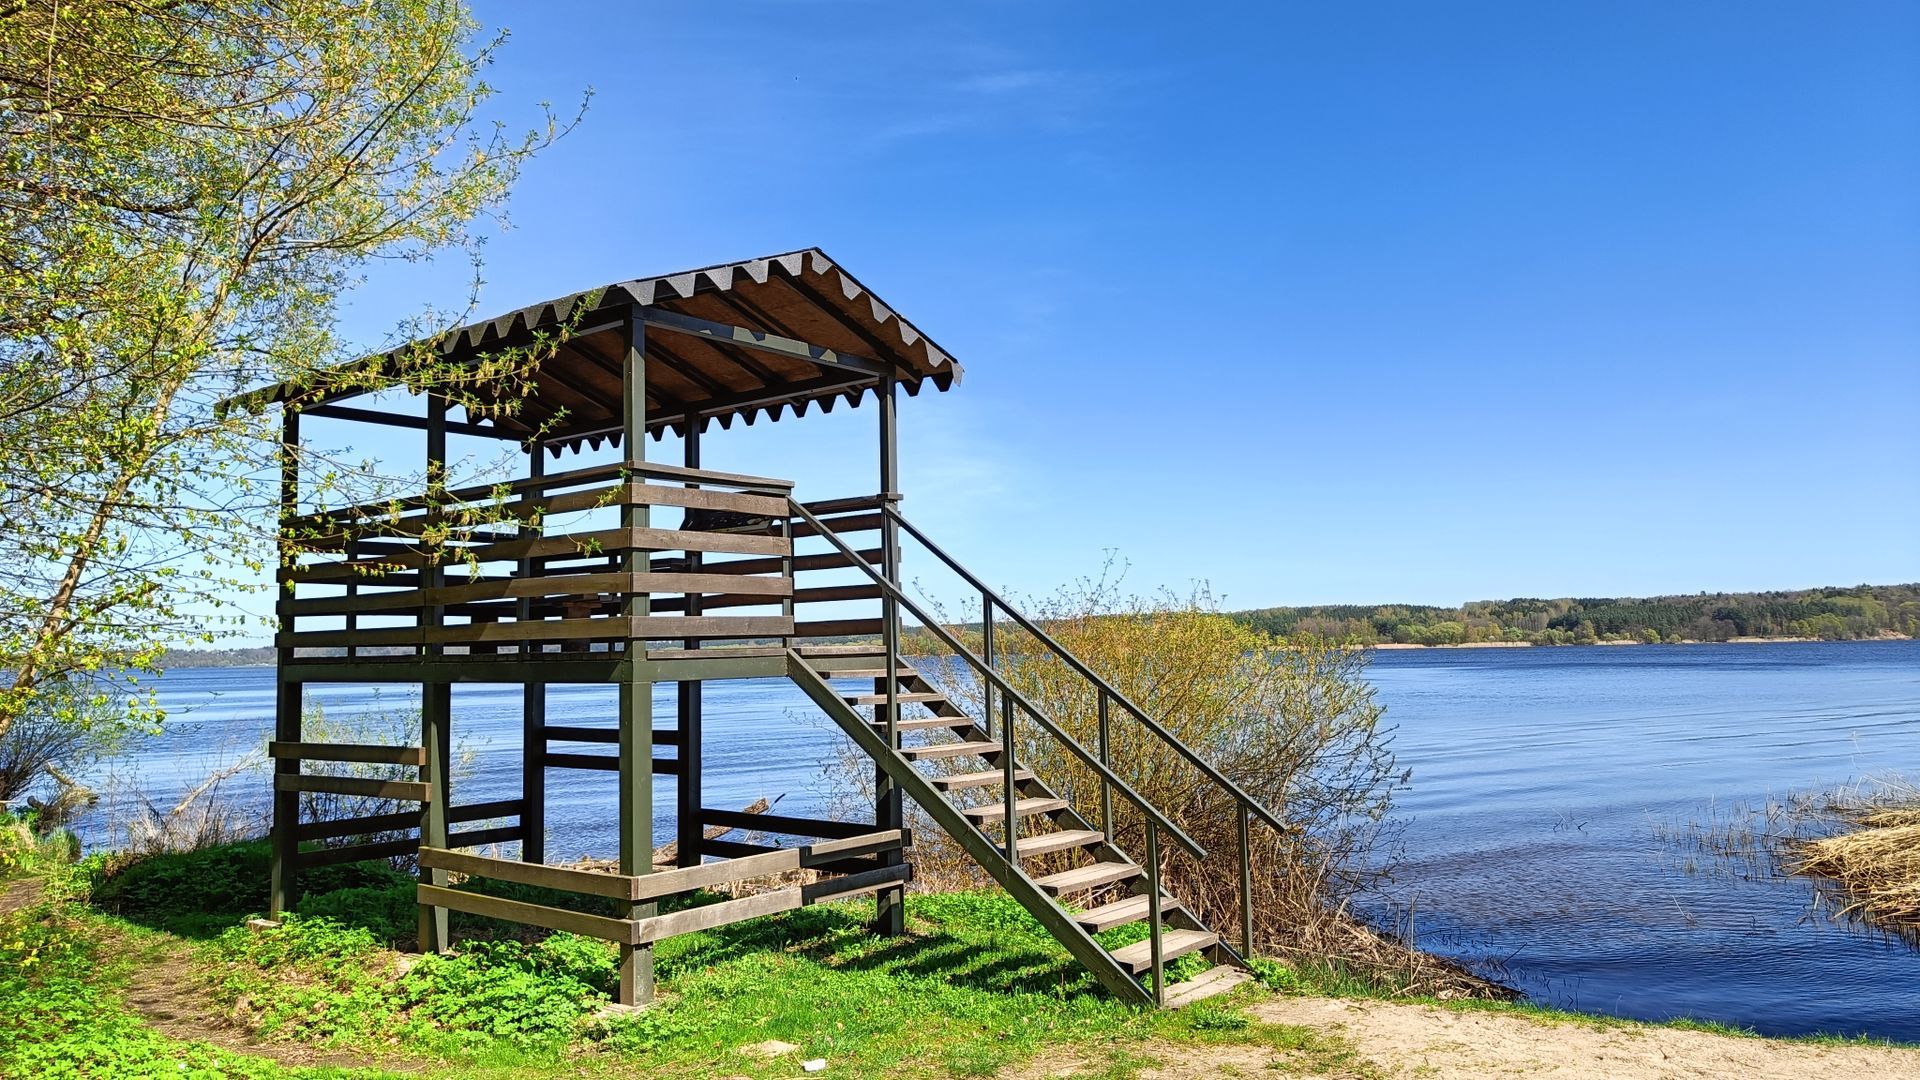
(0, 832), (1378, 1079)
(1, 824), (1912, 1078)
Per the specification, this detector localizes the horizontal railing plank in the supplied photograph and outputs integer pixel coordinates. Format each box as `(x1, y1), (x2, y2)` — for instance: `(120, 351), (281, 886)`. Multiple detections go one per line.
(650, 583), (881, 614)
(696, 809), (880, 839)
(289, 460), (792, 533)
(417, 883), (638, 944)
(275, 774), (431, 802)
(285, 527), (790, 581)
(632, 863), (911, 944)
(791, 617), (883, 639)
(288, 570), (792, 615)
(628, 829), (907, 903)
(786, 512), (884, 539)
(697, 548), (881, 578)
(268, 741), (424, 766)
(419, 846), (638, 900)
(276, 614), (795, 649)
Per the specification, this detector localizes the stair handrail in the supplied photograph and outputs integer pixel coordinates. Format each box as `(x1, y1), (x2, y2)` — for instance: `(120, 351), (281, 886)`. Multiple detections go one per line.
(886, 509), (1298, 840)
(786, 498), (1207, 862)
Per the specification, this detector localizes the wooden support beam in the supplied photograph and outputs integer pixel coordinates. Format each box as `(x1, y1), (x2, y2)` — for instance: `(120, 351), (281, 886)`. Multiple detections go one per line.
(303, 404), (525, 442)
(417, 883), (639, 944)
(268, 741), (425, 767)
(270, 407), (301, 919)
(638, 307), (892, 379)
(275, 774), (432, 802)
(631, 863), (912, 944)
(618, 303), (656, 1006)
(696, 809), (883, 839)
(419, 847), (638, 900)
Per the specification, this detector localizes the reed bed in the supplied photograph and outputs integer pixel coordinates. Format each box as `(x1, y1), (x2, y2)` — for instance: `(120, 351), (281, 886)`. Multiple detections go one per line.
(1789, 780), (1920, 941)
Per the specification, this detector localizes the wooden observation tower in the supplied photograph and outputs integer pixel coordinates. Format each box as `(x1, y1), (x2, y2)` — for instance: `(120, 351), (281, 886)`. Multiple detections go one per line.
(229, 249), (1288, 1007)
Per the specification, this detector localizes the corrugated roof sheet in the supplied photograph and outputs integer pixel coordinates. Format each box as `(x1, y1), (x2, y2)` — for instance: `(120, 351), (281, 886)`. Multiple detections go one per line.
(224, 247), (961, 451)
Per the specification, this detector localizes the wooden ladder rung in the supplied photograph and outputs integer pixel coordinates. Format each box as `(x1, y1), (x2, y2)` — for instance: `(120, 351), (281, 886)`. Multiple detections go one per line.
(870, 716), (975, 732)
(1163, 966), (1255, 1008)
(1109, 929), (1219, 974)
(930, 767), (1034, 791)
(1033, 861), (1141, 896)
(901, 740), (999, 761)
(1016, 829), (1106, 858)
(964, 798), (1069, 823)
(843, 691), (945, 705)
(1074, 892), (1178, 932)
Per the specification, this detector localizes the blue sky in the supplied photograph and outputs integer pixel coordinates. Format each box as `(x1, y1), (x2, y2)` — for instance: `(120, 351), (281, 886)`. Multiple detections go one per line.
(340, 1), (1918, 610)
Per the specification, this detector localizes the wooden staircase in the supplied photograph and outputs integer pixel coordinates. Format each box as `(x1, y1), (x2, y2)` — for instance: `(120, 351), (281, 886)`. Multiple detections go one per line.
(788, 645), (1254, 1007)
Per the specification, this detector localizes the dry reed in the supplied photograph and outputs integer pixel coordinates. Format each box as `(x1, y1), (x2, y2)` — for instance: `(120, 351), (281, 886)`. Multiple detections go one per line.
(1789, 779), (1920, 940)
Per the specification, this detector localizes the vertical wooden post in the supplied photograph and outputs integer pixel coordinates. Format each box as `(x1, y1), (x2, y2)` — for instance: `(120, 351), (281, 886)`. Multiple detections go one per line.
(617, 306), (656, 1003)
(268, 407), (301, 918)
(1238, 803), (1255, 958)
(980, 591), (994, 739)
(676, 416), (703, 869)
(417, 393), (451, 953)
(520, 443), (546, 864)
(874, 375), (905, 937)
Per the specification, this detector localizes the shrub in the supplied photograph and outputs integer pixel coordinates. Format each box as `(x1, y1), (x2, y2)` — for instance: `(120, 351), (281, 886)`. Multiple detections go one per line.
(902, 571), (1406, 967)
(396, 937), (611, 1049)
(90, 839), (411, 934)
(295, 883), (419, 945)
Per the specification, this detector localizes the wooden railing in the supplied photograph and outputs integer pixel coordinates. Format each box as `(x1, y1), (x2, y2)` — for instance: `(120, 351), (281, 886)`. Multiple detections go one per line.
(884, 509), (1300, 975)
(787, 498), (1211, 1002)
(278, 461), (803, 658)
(414, 829), (911, 947)
(268, 740), (524, 869)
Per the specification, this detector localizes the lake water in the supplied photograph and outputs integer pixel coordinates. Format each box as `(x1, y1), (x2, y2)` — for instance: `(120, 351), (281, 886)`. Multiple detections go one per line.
(76, 640), (1920, 1040)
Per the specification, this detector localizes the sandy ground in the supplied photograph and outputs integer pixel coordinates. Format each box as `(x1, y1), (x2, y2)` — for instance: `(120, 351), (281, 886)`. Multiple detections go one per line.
(1245, 996), (1920, 1080)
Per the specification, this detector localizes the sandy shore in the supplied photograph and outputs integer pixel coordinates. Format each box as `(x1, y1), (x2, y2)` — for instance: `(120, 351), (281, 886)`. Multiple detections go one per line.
(1242, 996), (1920, 1080)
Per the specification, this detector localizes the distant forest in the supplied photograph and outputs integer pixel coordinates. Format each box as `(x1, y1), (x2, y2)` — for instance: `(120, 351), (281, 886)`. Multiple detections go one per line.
(160, 584), (1918, 666)
(1233, 584), (1920, 646)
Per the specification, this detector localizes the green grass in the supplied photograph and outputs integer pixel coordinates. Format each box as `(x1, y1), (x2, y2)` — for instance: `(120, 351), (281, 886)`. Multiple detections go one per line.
(5, 838), (1391, 1079)
(5, 831), (1914, 1077)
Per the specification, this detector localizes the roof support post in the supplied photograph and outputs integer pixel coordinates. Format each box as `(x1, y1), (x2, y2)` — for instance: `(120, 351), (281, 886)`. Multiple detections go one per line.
(675, 416), (703, 869)
(617, 304), (657, 1005)
(269, 407), (301, 919)
(873, 375), (905, 938)
(417, 394), (452, 954)
(520, 444), (546, 866)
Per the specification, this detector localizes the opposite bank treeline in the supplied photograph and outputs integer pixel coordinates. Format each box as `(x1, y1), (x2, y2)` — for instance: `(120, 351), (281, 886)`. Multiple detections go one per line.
(1235, 583), (1919, 646)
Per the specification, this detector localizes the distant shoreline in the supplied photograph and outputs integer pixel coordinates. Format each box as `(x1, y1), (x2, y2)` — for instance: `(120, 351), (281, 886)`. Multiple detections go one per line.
(157, 633), (1915, 668)
(1370, 634), (1911, 650)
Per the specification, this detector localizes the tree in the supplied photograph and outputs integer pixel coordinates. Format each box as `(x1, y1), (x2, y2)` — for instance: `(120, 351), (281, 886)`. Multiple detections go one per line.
(0, 1), (582, 749)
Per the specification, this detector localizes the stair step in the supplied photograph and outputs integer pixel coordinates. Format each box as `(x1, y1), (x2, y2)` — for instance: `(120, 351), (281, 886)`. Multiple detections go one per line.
(1014, 829), (1106, 858)
(825, 668), (920, 679)
(870, 715), (975, 732)
(900, 740), (1001, 761)
(963, 798), (1069, 823)
(930, 768), (1035, 791)
(1074, 893), (1180, 933)
(1163, 965), (1254, 1008)
(844, 691), (946, 705)
(1034, 861), (1141, 896)
(797, 645), (886, 656)
(1109, 929), (1219, 975)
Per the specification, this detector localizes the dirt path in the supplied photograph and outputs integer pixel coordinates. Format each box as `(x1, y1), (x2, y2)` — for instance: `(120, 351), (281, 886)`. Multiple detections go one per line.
(109, 921), (419, 1075)
(1248, 996), (1920, 1080)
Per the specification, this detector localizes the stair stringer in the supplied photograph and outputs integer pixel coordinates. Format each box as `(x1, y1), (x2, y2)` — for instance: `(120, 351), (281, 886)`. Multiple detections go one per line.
(884, 671), (1244, 964)
(787, 650), (1155, 1005)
